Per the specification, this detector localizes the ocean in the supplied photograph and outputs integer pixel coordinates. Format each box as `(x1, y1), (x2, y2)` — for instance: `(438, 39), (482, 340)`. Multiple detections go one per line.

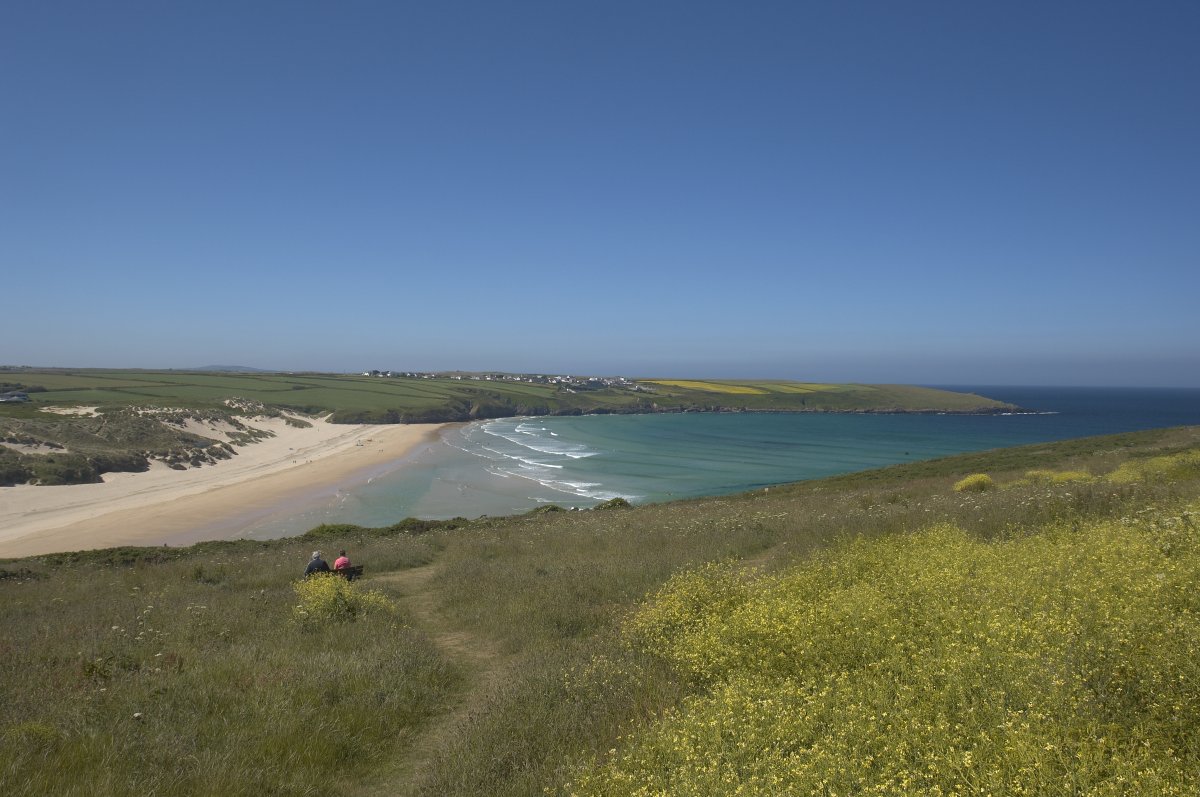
(239, 386), (1200, 540)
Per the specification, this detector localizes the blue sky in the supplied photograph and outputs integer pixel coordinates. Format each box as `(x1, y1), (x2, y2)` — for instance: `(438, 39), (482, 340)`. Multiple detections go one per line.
(4, 1), (1198, 386)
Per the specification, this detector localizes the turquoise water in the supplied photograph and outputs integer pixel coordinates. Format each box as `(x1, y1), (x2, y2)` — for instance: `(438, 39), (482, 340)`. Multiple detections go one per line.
(240, 387), (1200, 539)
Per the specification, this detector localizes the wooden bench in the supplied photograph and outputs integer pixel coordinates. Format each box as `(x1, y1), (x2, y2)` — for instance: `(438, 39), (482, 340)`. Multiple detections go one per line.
(334, 564), (364, 581)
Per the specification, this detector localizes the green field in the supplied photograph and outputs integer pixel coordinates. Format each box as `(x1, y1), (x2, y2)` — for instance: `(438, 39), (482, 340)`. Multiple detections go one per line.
(4, 368), (1015, 421)
(2, 425), (1199, 795)
(6, 371), (547, 420)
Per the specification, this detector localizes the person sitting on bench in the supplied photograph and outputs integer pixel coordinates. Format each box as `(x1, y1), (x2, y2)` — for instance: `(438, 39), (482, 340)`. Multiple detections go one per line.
(333, 550), (351, 573)
(305, 551), (330, 577)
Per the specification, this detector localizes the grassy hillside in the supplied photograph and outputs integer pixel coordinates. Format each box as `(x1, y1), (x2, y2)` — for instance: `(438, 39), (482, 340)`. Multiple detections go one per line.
(5, 426), (1196, 795)
(639, 380), (1012, 413)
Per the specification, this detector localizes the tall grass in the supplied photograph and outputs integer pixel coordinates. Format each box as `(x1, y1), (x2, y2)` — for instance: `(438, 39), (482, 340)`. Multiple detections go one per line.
(1, 540), (459, 796)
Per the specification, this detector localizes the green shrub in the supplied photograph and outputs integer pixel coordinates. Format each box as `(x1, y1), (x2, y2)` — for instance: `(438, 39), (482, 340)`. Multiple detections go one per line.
(2, 721), (60, 754)
(1022, 468), (1093, 485)
(953, 473), (994, 492)
(292, 575), (395, 623)
(0, 451), (30, 485)
(299, 523), (369, 540)
(28, 453), (99, 485)
(1109, 450), (1200, 484)
(594, 497), (632, 510)
(1050, 469), (1092, 483)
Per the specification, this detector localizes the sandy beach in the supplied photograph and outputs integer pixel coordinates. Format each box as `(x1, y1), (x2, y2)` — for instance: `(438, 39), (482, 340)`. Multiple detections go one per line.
(0, 416), (447, 558)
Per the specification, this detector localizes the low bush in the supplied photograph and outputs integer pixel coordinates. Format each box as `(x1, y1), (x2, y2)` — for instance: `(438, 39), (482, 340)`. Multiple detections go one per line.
(1109, 450), (1200, 484)
(292, 574), (395, 623)
(953, 472), (994, 492)
(1025, 468), (1093, 483)
(594, 497), (632, 510)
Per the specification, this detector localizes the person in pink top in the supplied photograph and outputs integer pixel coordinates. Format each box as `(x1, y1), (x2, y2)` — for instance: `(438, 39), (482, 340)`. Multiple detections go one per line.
(333, 550), (351, 571)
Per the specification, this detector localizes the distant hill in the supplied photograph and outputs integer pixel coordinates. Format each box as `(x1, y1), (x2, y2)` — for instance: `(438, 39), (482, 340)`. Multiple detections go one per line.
(1, 370), (1020, 429)
(192, 365), (272, 373)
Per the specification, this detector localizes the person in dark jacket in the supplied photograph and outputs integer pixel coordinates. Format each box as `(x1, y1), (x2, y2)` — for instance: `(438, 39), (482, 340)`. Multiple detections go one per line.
(305, 550), (331, 576)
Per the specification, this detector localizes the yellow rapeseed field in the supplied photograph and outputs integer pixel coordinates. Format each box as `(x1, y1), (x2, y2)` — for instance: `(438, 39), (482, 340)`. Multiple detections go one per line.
(646, 380), (856, 395)
(646, 380), (768, 395)
(747, 382), (848, 394)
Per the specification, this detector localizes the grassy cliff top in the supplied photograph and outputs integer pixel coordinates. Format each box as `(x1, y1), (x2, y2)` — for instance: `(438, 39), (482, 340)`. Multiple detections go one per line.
(2, 424), (1198, 795)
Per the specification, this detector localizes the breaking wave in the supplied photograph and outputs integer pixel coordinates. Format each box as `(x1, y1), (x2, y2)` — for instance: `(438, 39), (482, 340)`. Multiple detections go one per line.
(446, 418), (637, 502)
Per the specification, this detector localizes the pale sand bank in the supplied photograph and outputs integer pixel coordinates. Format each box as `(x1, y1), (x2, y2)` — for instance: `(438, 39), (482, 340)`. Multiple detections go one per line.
(0, 417), (447, 558)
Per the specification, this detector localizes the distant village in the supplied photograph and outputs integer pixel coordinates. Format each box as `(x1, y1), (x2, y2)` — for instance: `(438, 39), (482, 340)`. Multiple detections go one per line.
(358, 371), (655, 392)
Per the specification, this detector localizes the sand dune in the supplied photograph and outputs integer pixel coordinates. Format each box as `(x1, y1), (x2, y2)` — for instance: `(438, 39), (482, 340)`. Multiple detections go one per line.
(0, 416), (446, 558)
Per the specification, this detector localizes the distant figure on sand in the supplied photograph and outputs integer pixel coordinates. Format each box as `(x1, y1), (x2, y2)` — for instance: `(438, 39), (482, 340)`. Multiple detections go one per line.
(333, 549), (351, 572)
(305, 550), (331, 577)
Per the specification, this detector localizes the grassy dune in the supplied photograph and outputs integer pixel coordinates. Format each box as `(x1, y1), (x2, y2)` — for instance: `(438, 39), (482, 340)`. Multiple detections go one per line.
(4, 426), (1198, 795)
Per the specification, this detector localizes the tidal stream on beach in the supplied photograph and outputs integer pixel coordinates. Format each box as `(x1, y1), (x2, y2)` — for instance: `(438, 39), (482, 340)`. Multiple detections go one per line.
(237, 386), (1200, 540)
